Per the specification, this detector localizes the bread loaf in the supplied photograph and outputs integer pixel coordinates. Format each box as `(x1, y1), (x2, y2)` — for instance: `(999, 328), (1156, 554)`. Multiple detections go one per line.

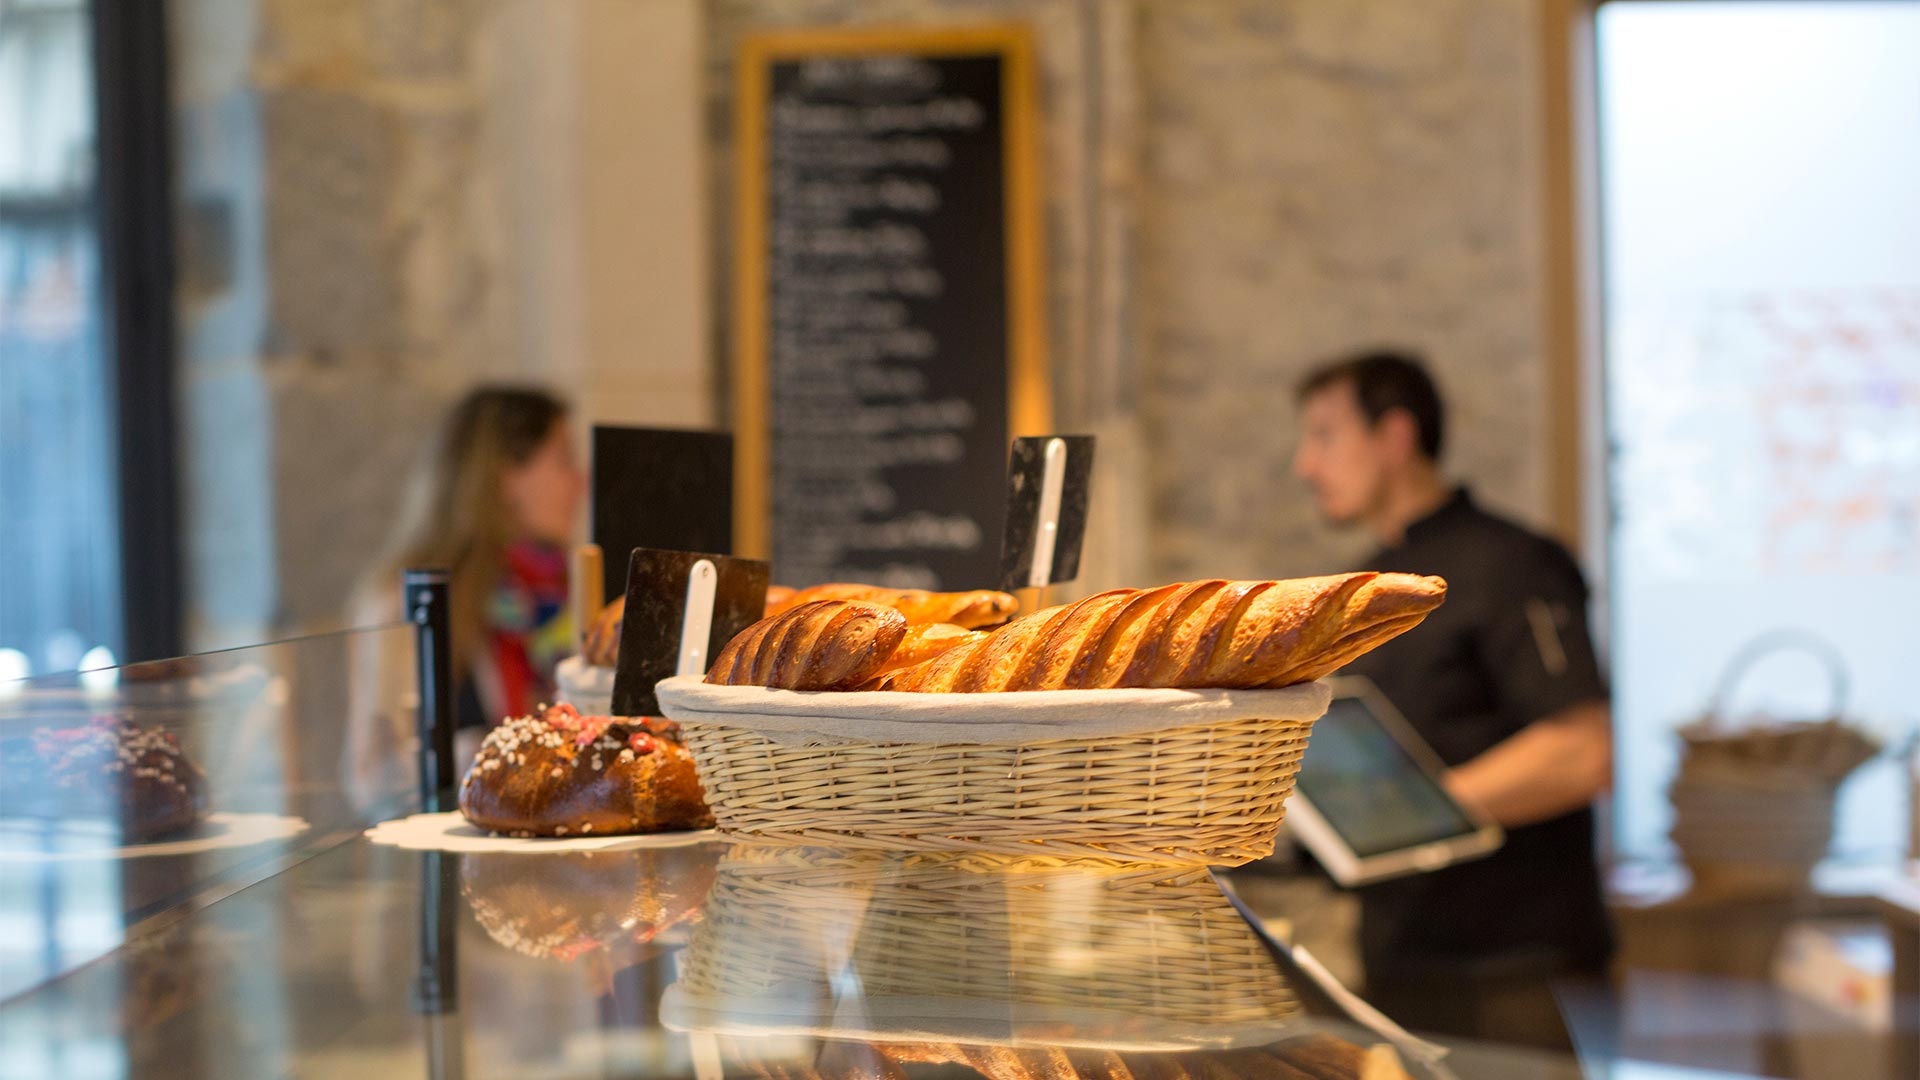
(458, 704), (713, 837)
(581, 596), (625, 667)
(21, 718), (208, 842)
(705, 600), (909, 690)
(872, 573), (1445, 692)
(766, 583), (1017, 629)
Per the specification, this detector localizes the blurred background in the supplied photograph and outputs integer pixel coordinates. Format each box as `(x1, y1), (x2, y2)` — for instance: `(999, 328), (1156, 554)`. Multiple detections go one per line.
(2, 0), (1917, 870)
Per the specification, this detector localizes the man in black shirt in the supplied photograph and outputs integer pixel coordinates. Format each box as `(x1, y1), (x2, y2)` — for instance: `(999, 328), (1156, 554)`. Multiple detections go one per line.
(1292, 350), (1614, 1049)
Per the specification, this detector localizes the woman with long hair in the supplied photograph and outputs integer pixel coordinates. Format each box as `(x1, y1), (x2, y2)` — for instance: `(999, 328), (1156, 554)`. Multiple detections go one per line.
(345, 385), (585, 811)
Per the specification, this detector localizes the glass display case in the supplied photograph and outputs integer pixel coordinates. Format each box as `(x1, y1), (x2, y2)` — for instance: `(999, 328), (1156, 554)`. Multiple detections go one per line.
(0, 615), (1475, 1080)
(0, 623), (416, 1003)
(2, 620), (1907, 1079)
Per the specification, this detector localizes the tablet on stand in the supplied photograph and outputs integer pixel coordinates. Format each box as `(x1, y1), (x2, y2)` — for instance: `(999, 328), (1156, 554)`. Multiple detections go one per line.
(1287, 676), (1503, 887)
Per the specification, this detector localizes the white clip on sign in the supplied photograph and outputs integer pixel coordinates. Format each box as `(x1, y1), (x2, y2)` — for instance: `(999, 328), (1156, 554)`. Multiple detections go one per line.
(677, 559), (718, 678)
(1026, 437), (1068, 589)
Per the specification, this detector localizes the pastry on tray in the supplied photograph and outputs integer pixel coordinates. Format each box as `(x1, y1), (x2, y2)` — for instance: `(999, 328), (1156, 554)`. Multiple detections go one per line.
(458, 702), (713, 837)
(706, 573), (1447, 693)
(22, 717), (208, 842)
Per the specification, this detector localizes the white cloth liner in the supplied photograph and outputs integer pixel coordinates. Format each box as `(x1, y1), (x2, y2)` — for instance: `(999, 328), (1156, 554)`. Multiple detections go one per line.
(653, 675), (1332, 747)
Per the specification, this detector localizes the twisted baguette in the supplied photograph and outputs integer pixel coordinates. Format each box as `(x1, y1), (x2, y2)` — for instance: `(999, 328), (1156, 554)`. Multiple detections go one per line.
(705, 600), (907, 690)
(766, 583), (1018, 629)
(872, 573), (1445, 692)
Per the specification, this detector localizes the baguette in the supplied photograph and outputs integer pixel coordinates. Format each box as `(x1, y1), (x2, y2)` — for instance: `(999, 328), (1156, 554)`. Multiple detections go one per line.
(767, 583), (1017, 629)
(872, 574), (1445, 692)
(704, 600), (908, 691)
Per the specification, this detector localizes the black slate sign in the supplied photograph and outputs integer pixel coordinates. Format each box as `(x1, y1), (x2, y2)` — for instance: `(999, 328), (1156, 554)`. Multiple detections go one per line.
(591, 427), (733, 605)
(609, 548), (768, 717)
(997, 434), (1095, 590)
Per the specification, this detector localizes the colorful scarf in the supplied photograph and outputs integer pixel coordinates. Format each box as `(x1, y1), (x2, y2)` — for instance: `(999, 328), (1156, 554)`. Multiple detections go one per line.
(487, 541), (573, 717)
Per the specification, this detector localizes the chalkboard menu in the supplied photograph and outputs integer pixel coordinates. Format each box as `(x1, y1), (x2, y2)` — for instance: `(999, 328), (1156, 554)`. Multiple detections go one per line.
(733, 26), (1049, 589)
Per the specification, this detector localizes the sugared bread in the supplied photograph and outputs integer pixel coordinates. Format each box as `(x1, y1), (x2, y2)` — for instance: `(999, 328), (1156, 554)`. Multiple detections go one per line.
(458, 703), (712, 837)
(30, 718), (207, 842)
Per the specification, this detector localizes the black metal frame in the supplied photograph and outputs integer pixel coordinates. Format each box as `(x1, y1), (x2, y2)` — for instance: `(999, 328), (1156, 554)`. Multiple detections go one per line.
(405, 568), (458, 813)
(91, 0), (185, 662)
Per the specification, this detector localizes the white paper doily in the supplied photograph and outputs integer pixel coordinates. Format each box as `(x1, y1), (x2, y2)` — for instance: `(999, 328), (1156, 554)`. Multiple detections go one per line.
(0, 811), (311, 862)
(365, 811), (718, 853)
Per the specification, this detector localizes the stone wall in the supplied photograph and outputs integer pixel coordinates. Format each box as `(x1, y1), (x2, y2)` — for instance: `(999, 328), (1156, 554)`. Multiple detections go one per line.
(1132, 0), (1550, 580)
(172, 0), (512, 643)
(704, 0), (1554, 589)
(170, 0), (1558, 643)
(172, 0), (711, 645)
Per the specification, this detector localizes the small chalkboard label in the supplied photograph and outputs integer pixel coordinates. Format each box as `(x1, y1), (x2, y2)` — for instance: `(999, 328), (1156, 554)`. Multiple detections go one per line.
(997, 435), (1095, 590)
(592, 427), (734, 605)
(610, 548), (769, 717)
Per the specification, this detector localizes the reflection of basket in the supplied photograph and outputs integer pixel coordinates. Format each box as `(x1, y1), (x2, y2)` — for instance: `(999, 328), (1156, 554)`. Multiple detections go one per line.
(666, 845), (1301, 1049)
(1670, 632), (1880, 895)
(656, 678), (1330, 866)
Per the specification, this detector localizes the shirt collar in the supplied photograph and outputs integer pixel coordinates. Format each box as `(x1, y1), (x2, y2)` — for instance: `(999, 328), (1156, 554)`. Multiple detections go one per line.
(1402, 485), (1474, 545)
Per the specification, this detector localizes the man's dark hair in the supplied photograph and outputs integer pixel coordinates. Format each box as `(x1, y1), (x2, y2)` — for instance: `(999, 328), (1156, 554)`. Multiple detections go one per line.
(1295, 349), (1445, 460)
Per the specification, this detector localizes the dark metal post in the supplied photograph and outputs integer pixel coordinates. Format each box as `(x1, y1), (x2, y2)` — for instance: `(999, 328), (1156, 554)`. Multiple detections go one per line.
(413, 850), (464, 1077)
(405, 568), (456, 812)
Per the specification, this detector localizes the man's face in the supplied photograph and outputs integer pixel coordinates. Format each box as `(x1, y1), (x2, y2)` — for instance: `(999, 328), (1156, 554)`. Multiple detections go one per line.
(1293, 381), (1392, 526)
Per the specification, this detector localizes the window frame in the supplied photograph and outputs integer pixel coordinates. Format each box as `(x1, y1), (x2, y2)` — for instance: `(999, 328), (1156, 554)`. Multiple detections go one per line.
(90, 0), (183, 662)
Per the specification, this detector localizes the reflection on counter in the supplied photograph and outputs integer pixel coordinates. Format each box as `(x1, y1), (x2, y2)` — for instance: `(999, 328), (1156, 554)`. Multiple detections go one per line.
(671, 845), (1300, 1039)
(0, 628), (406, 1004)
(656, 845), (1429, 1079)
(461, 845), (718, 979)
(435, 840), (1442, 1079)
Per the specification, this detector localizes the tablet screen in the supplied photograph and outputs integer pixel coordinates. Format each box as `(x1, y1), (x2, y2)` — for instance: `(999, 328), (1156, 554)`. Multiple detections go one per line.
(1295, 695), (1478, 858)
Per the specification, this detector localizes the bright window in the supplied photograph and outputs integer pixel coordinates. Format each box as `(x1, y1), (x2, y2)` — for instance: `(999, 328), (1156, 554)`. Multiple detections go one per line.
(1597, 2), (1920, 861)
(0, 0), (121, 677)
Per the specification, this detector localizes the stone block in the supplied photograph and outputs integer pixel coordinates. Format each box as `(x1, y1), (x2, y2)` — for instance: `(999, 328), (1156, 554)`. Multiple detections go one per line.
(267, 362), (447, 627)
(258, 0), (369, 86)
(261, 85), (403, 356)
(364, 0), (479, 80)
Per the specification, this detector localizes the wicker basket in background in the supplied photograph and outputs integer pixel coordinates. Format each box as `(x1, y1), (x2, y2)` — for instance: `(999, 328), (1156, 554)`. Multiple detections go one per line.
(1669, 631), (1881, 895)
(656, 679), (1332, 865)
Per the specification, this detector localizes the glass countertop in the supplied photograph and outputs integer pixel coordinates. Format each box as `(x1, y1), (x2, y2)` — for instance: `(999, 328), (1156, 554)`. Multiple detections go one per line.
(1, 827), (1468, 1080)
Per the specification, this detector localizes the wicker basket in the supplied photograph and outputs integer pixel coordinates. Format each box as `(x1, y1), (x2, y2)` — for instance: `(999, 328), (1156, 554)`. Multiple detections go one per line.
(1670, 631), (1880, 895)
(664, 845), (1302, 1050)
(655, 677), (1332, 865)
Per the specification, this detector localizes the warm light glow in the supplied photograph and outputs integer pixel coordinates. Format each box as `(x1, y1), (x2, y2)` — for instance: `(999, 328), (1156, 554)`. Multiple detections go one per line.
(78, 645), (118, 695)
(0, 648), (29, 699)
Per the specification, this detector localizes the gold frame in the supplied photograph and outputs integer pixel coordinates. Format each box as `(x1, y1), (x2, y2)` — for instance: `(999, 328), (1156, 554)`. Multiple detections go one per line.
(731, 24), (1051, 560)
